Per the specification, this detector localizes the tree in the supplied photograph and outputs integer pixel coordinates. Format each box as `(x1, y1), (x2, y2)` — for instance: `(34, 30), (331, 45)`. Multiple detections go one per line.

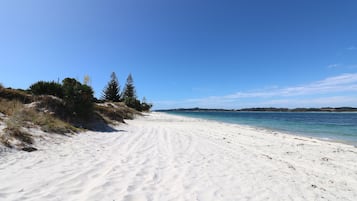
(102, 72), (121, 102)
(123, 74), (141, 110)
(123, 74), (136, 100)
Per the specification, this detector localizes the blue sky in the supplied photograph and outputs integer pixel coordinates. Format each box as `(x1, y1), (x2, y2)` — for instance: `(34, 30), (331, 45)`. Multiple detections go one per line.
(1, 0), (357, 109)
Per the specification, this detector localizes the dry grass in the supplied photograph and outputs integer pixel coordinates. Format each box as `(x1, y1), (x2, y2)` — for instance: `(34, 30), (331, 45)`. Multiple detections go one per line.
(95, 102), (141, 123)
(95, 105), (125, 123)
(0, 99), (23, 116)
(3, 117), (34, 147)
(0, 108), (77, 149)
(0, 135), (13, 148)
(4, 126), (33, 145)
(35, 95), (67, 117)
(0, 87), (32, 103)
(11, 109), (78, 134)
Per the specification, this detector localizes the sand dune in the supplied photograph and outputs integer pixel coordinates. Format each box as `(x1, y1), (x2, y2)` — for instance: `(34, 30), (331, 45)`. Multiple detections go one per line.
(0, 112), (357, 201)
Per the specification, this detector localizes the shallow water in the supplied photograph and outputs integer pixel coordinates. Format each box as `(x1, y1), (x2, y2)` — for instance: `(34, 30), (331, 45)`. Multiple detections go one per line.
(166, 111), (357, 145)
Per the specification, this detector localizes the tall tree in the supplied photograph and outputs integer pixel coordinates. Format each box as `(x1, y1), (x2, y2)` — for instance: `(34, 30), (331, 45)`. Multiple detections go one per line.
(123, 74), (136, 99)
(123, 74), (141, 110)
(102, 72), (121, 102)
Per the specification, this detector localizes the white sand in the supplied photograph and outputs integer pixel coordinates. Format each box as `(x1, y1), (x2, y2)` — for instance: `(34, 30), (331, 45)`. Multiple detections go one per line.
(0, 112), (357, 201)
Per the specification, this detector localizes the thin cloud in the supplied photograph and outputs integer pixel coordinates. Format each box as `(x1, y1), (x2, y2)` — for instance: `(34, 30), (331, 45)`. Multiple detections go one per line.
(347, 46), (357, 50)
(155, 73), (357, 109)
(221, 73), (357, 99)
(346, 64), (357, 69)
(327, 64), (341, 69)
(327, 64), (357, 70)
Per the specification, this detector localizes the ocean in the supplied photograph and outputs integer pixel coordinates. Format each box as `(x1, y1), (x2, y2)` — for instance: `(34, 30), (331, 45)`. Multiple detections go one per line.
(165, 111), (357, 145)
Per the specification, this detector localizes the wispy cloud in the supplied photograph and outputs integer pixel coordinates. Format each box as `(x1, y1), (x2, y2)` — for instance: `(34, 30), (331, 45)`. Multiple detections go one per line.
(217, 73), (357, 99)
(346, 64), (357, 69)
(347, 46), (357, 50)
(327, 63), (357, 69)
(155, 73), (357, 109)
(327, 64), (341, 69)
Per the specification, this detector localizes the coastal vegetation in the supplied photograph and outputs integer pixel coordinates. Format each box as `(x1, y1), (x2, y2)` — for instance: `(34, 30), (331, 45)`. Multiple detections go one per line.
(102, 72), (121, 102)
(0, 73), (152, 151)
(102, 73), (153, 112)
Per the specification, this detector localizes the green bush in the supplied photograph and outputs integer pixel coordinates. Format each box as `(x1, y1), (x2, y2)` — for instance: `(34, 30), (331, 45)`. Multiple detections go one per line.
(62, 78), (94, 118)
(124, 97), (142, 111)
(29, 81), (63, 98)
(141, 102), (153, 112)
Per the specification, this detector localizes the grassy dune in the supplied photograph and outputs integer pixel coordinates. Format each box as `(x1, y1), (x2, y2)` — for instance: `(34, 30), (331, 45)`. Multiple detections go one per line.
(0, 87), (140, 151)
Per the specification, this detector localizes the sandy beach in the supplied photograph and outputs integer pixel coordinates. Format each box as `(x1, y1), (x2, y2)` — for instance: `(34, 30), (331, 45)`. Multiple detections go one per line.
(0, 112), (357, 201)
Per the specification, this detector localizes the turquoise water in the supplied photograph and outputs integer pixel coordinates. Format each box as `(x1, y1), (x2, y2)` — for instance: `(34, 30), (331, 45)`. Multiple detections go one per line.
(165, 111), (357, 145)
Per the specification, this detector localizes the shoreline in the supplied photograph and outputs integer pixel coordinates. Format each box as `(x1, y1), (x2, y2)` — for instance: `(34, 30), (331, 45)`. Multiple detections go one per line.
(163, 111), (357, 147)
(0, 112), (356, 200)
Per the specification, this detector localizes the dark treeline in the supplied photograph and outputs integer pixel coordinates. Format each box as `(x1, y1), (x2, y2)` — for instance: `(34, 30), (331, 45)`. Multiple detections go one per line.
(158, 107), (357, 112)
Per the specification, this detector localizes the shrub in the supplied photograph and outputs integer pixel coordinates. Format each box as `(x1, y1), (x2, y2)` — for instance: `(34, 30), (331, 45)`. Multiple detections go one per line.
(141, 97), (153, 112)
(62, 78), (94, 118)
(141, 102), (153, 112)
(124, 97), (142, 111)
(0, 87), (33, 103)
(30, 81), (63, 98)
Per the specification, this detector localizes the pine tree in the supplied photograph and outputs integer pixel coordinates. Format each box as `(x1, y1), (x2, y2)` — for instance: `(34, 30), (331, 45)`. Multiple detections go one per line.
(123, 74), (141, 110)
(102, 72), (121, 102)
(123, 74), (136, 99)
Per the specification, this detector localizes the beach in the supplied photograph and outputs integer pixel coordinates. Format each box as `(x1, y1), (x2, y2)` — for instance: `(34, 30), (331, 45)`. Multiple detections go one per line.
(0, 112), (357, 200)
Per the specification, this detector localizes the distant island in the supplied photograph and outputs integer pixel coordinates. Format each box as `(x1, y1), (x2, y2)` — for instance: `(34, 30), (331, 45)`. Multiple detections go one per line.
(157, 107), (357, 112)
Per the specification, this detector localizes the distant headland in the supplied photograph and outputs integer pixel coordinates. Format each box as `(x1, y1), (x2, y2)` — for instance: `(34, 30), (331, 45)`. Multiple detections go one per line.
(157, 107), (357, 112)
